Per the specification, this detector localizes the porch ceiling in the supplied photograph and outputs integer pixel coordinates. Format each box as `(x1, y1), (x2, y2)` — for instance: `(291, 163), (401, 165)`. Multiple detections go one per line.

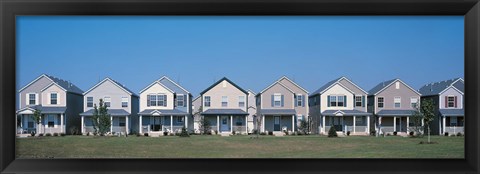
(80, 109), (130, 116)
(201, 109), (248, 115)
(439, 109), (464, 117)
(16, 105), (66, 114)
(260, 109), (296, 115)
(376, 109), (416, 116)
(138, 109), (188, 116)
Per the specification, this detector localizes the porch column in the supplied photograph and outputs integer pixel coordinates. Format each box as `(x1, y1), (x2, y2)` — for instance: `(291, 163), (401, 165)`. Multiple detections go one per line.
(366, 116), (370, 133)
(61, 114), (64, 133)
(110, 116), (113, 133)
(378, 116), (382, 135)
(292, 115), (295, 132)
(262, 115), (265, 132)
(217, 115), (220, 133)
(245, 115), (248, 134)
(126, 116), (129, 134)
(421, 119), (424, 134)
(399, 117), (402, 132)
(322, 116), (326, 134)
(442, 116), (446, 135)
(353, 116), (356, 133)
(139, 115), (142, 134)
(185, 115), (188, 128)
(393, 116), (396, 132)
(81, 116), (84, 134)
(170, 115), (173, 133)
(230, 115), (233, 133)
(406, 116), (409, 133)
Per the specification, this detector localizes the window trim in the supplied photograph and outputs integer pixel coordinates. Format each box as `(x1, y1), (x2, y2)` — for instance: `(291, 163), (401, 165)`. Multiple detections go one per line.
(121, 97), (129, 108)
(87, 96), (94, 107)
(221, 96), (228, 107)
(377, 96), (384, 108)
(273, 94), (282, 107)
(355, 96), (362, 107)
(297, 94), (303, 106)
(104, 96), (111, 107)
(337, 95), (345, 107)
(204, 96), (211, 107)
(27, 93), (36, 105)
(447, 96), (455, 108)
(330, 96), (337, 107)
(394, 96), (401, 108)
(176, 94), (185, 107)
(50, 92), (58, 105)
(238, 96), (245, 107)
(410, 97), (418, 108)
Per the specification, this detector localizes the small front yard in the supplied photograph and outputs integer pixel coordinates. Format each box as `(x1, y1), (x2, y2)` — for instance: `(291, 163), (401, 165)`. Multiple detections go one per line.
(16, 135), (464, 158)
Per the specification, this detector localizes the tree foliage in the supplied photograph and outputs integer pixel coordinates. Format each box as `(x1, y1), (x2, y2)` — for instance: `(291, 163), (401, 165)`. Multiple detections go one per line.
(298, 119), (308, 135)
(91, 99), (111, 136)
(198, 117), (211, 135)
(410, 107), (424, 137)
(32, 109), (42, 134)
(420, 99), (435, 143)
(328, 126), (338, 137)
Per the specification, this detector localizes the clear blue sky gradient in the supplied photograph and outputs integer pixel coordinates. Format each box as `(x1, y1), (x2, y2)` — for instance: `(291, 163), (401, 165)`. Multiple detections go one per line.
(17, 16), (464, 98)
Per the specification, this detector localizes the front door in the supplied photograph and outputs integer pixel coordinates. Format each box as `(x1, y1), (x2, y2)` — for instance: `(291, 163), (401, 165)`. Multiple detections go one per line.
(221, 116), (229, 132)
(274, 116), (280, 131)
(396, 117), (401, 132)
(333, 117), (343, 131)
(152, 117), (161, 131)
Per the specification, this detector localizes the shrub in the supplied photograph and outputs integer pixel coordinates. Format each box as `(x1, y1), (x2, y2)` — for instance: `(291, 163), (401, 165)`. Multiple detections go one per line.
(456, 132), (463, 137)
(386, 133), (391, 136)
(393, 131), (397, 136)
(178, 127), (190, 137)
(232, 131), (236, 135)
(207, 131), (212, 135)
(38, 133), (43, 137)
(268, 131), (273, 136)
(69, 126), (78, 135)
(30, 132), (36, 137)
(409, 131), (414, 136)
(53, 133), (59, 136)
(169, 133), (174, 136)
(60, 133), (66, 136)
(346, 131), (351, 136)
(45, 133), (52, 136)
(328, 127), (337, 137)
(163, 132), (168, 136)
(86, 132), (90, 136)
(297, 131), (304, 136)
(214, 130), (218, 135)
(143, 133), (148, 137)
(444, 132), (449, 136)
(252, 129), (258, 134)
(370, 130), (376, 136)
(260, 132), (266, 135)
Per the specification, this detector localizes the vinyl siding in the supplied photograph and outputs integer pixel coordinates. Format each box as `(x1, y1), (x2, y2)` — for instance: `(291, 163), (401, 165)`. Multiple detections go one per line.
(439, 87), (463, 109)
(19, 76), (52, 108)
(139, 83), (175, 111)
(338, 79), (367, 112)
(202, 80), (247, 111)
(320, 84), (354, 112)
(83, 80), (132, 113)
(41, 84), (66, 107)
(261, 83), (294, 109)
(374, 81), (421, 114)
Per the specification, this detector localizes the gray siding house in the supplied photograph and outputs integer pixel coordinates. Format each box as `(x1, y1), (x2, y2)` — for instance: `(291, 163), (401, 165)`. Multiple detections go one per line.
(247, 89), (257, 134)
(16, 74), (84, 135)
(419, 78), (464, 135)
(199, 77), (249, 135)
(256, 76), (309, 135)
(368, 78), (422, 135)
(192, 95), (202, 133)
(309, 77), (370, 135)
(80, 78), (139, 135)
(138, 76), (193, 136)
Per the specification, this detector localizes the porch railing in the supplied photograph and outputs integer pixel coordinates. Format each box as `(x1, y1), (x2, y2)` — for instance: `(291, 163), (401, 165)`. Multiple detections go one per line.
(445, 126), (464, 134)
(232, 126), (247, 134)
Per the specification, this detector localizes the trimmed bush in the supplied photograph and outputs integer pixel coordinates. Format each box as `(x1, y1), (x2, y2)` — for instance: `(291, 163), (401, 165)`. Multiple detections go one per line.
(86, 132), (90, 136)
(53, 133), (59, 136)
(232, 131), (236, 135)
(144, 133), (149, 137)
(444, 132), (449, 136)
(30, 132), (36, 137)
(60, 133), (66, 136)
(456, 132), (463, 137)
(38, 133), (43, 137)
(409, 131), (414, 136)
(260, 132), (266, 135)
(386, 133), (391, 136)
(178, 127), (190, 137)
(328, 127), (337, 137)
(214, 130), (218, 135)
(268, 131), (273, 136)
(346, 131), (351, 136)
(45, 133), (52, 136)
(370, 130), (376, 136)
(393, 131), (397, 136)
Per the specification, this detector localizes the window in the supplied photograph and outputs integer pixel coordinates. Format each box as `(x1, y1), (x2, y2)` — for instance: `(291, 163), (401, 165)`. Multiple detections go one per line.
(148, 94), (167, 107)
(378, 97), (384, 108)
(238, 96), (245, 107)
(222, 96), (228, 107)
(450, 117), (457, 126)
(204, 96), (211, 107)
(355, 96), (362, 107)
(119, 118), (126, 127)
(395, 82), (400, 89)
(410, 97), (418, 108)
(236, 117), (243, 126)
(87, 97), (93, 107)
(274, 94), (282, 107)
(394, 97), (401, 108)
(176, 95), (184, 107)
(447, 96), (455, 108)
(297, 95), (303, 106)
(337, 96), (344, 107)
(330, 96), (337, 107)
(121, 97), (128, 107)
(50, 93), (57, 105)
(29, 93), (36, 105)
(177, 117), (184, 123)
(355, 117), (363, 125)
(158, 95), (165, 106)
(47, 115), (55, 128)
(104, 97), (111, 107)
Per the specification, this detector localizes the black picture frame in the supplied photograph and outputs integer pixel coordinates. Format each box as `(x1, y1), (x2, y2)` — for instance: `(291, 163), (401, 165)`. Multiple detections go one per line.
(1, 0), (479, 173)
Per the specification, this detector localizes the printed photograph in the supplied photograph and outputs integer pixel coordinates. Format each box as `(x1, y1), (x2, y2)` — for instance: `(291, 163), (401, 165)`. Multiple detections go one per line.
(15, 16), (464, 158)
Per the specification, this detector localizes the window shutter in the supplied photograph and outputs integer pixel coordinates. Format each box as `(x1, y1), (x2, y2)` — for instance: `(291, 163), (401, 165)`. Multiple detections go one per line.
(327, 96), (330, 107)
(57, 93), (60, 105)
(362, 96), (365, 107)
(302, 95), (305, 107)
(271, 95), (274, 107)
(35, 93), (39, 105)
(445, 96), (448, 108)
(184, 95), (187, 107)
(294, 95), (297, 107)
(147, 95), (151, 107)
(164, 95), (167, 107)
(344, 96), (347, 107)
(281, 95), (284, 107)
(454, 96), (457, 108)
(26, 94), (29, 105)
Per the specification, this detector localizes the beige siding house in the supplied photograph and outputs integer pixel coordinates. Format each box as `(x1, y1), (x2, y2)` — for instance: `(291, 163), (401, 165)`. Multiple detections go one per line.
(256, 76), (309, 135)
(199, 77), (249, 135)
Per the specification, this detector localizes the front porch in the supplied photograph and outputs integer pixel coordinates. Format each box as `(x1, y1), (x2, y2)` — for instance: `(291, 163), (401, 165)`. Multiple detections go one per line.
(262, 115), (295, 134)
(204, 115), (249, 135)
(16, 108), (66, 135)
(321, 116), (370, 135)
(441, 116), (464, 135)
(81, 115), (130, 135)
(377, 116), (423, 135)
(139, 115), (187, 135)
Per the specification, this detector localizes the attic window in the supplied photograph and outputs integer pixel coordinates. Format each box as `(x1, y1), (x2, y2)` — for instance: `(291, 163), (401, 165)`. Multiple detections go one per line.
(395, 82), (400, 89)
(222, 81), (227, 88)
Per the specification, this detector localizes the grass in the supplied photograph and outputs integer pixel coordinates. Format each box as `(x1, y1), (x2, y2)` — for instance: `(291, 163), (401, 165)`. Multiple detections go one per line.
(16, 135), (464, 158)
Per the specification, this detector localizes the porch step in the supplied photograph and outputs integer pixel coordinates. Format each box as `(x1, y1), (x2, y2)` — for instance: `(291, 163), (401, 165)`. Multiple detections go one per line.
(337, 131), (346, 137)
(149, 132), (163, 137)
(220, 133), (230, 137)
(17, 134), (30, 138)
(273, 132), (284, 136)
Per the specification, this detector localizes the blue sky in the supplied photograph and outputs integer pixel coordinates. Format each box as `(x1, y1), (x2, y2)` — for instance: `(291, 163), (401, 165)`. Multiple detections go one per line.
(17, 16), (464, 98)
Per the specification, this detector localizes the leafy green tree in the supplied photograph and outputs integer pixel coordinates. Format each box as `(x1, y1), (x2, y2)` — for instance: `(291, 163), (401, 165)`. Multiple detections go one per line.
(198, 117), (211, 135)
(91, 99), (111, 136)
(298, 119), (308, 135)
(410, 106), (424, 137)
(420, 99), (435, 143)
(178, 126), (190, 137)
(32, 109), (42, 134)
(328, 126), (338, 137)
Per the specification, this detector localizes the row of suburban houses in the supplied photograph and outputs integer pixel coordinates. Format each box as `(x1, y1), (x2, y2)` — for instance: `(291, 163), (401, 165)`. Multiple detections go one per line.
(16, 74), (465, 137)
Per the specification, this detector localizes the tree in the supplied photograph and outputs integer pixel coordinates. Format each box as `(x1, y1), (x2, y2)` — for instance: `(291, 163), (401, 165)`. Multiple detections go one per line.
(328, 126), (338, 137)
(420, 99), (435, 143)
(198, 117), (211, 135)
(298, 119), (308, 135)
(91, 99), (111, 136)
(410, 106), (424, 137)
(31, 109), (42, 135)
(178, 126), (190, 137)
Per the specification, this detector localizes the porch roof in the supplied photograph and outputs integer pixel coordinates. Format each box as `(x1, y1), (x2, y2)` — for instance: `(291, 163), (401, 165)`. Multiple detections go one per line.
(80, 109), (130, 116)
(376, 109), (416, 116)
(322, 109), (371, 116)
(260, 109), (296, 115)
(202, 109), (248, 115)
(16, 105), (66, 114)
(138, 109), (188, 116)
(439, 109), (464, 117)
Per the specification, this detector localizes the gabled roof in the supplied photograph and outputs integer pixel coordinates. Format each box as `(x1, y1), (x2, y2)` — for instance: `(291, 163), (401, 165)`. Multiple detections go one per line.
(368, 78), (421, 96)
(158, 76), (190, 94)
(199, 77), (248, 95)
(139, 80), (175, 95)
(192, 95), (201, 102)
(40, 82), (67, 93)
(310, 77), (359, 97)
(83, 78), (138, 97)
(257, 76), (307, 96)
(18, 74), (84, 95)
(247, 89), (256, 96)
(277, 76), (309, 93)
(418, 78), (464, 96)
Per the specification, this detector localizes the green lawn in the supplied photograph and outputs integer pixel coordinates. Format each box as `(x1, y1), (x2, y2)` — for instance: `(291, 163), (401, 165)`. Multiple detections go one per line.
(16, 135), (464, 158)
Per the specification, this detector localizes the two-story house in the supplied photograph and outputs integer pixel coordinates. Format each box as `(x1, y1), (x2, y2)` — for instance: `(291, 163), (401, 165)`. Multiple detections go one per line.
(419, 78), (464, 135)
(256, 76), (309, 135)
(368, 78), (422, 135)
(309, 77), (370, 135)
(192, 95), (202, 133)
(246, 89), (257, 134)
(199, 77), (249, 135)
(138, 76), (192, 136)
(16, 74), (84, 135)
(80, 78), (139, 135)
